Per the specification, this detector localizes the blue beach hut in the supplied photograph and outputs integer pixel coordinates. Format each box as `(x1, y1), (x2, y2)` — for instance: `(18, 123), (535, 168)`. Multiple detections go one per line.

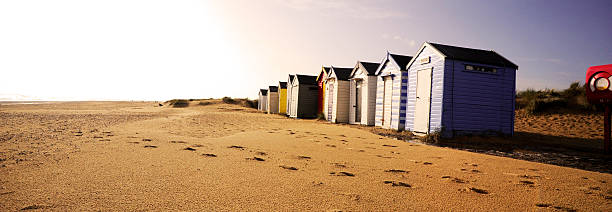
(404, 42), (518, 136)
(374, 52), (413, 130)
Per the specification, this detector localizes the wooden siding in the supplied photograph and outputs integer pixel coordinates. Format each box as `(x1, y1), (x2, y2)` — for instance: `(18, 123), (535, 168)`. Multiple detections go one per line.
(406, 46), (445, 132)
(375, 60), (407, 130)
(286, 76), (293, 116)
(290, 82), (299, 118)
(405, 43), (517, 136)
(279, 88), (287, 114)
(296, 84), (319, 118)
(267, 91), (279, 114)
(349, 69), (377, 126)
(333, 80), (350, 123)
(258, 93), (268, 111)
(364, 76), (377, 125)
(443, 59), (516, 136)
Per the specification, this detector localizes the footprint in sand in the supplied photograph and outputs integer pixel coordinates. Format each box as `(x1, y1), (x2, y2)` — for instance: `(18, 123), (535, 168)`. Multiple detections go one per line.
(228, 145), (245, 149)
(382, 144), (397, 147)
(468, 187), (489, 194)
(183, 147), (196, 151)
(330, 171), (354, 177)
(423, 162), (433, 165)
(144, 145), (157, 148)
(385, 169), (408, 173)
(279, 165), (298, 170)
(247, 157), (265, 161)
(20, 205), (47, 210)
(519, 180), (535, 186)
(325, 144), (336, 148)
(170, 140), (187, 144)
(297, 155), (311, 160)
(202, 153), (217, 157)
(376, 155), (393, 159)
(127, 141), (140, 144)
(443, 177), (467, 184)
(256, 152), (267, 156)
(383, 181), (412, 188)
(142, 138), (152, 142)
(93, 136), (103, 139)
(332, 163), (347, 168)
(99, 139), (111, 142)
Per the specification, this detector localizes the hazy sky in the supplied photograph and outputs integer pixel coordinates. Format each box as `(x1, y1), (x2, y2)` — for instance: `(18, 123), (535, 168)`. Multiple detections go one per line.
(1, 0), (611, 101)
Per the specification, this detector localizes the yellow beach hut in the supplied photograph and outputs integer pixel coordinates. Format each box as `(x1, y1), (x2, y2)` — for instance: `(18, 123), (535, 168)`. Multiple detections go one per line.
(278, 81), (288, 114)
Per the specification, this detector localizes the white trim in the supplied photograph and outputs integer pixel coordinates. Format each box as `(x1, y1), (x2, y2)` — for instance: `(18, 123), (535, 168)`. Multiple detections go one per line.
(405, 42), (446, 70)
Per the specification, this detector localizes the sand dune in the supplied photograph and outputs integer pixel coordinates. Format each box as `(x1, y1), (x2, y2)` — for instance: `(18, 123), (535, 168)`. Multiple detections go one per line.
(0, 101), (610, 211)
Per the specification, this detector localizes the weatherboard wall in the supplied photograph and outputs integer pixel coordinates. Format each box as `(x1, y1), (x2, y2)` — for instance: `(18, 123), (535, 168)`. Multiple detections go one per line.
(405, 45), (445, 132)
(349, 68), (377, 126)
(443, 59), (516, 136)
(375, 61), (407, 130)
(279, 87), (287, 114)
(296, 83), (319, 118)
(404, 44), (516, 136)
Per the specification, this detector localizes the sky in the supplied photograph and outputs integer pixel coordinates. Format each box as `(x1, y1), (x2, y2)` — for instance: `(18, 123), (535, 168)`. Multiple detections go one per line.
(1, 0), (611, 101)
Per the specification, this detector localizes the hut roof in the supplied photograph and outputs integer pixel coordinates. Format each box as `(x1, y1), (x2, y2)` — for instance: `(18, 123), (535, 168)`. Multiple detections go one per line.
(389, 53), (413, 69)
(279, 82), (287, 89)
(428, 42), (518, 69)
(268, 86), (278, 92)
(259, 89), (268, 95)
(359, 61), (381, 75)
(295, 74), (318, 85)
(330, 67), (353, 80)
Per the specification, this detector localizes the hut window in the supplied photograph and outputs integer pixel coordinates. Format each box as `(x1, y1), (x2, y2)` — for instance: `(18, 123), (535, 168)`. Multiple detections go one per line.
(465, 64), (497, 73)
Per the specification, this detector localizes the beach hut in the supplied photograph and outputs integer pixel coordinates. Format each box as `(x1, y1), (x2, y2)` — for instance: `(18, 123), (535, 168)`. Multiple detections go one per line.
(348, 61), (381, 125)
(374, 52), (413, 130)
(325, 66), (353, 123)
(404, 42), (518, 136)
(290, 74), (318, 118)
(278, 82), (288, 114)
(267, 86), (279, 114)
(258, 89), (268, 111)
(317, 67), (331, 119)
(286, 75), (295, 117)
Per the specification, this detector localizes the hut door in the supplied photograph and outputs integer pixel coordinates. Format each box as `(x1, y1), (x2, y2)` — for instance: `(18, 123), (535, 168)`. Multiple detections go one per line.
(327, 82), (334, 121)
(414, 68), (432, 133)
(382, 76), (392, 128)
(355, 80), (362, 123)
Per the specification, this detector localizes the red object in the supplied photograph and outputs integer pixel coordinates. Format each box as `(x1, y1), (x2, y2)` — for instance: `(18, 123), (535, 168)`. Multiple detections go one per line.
(585, 64), (612, 154)
(585, 64), (612, 104)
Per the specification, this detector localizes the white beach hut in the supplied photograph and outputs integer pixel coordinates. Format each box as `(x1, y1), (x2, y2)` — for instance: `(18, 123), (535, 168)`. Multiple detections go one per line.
(325, 66), (353, 123)
(374, 52), (413, 130)
(266, 86), (279, 114)
(258, 89), (268, 111)
(348, 61), (381, 125)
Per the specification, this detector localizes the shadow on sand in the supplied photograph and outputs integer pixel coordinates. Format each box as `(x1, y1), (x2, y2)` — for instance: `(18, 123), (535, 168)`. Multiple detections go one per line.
(437, 132), (611, 174)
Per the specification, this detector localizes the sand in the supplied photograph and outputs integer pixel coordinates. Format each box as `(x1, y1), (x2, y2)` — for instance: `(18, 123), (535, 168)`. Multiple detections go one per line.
(0, 101), (610, 211)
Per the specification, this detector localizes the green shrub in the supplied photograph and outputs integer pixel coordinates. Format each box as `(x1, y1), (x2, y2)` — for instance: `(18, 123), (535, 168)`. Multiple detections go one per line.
(419, 131), (441, 144)
(222, 97), (237, 104)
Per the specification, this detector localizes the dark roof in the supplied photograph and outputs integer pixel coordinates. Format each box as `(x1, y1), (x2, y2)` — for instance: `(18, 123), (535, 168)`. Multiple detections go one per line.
(295, 74), (318, 85)
(259, 89), (268, 95)
(288, 74), (295, 83)
(268, 86), (278, 92)
(279, 82), (287, 89)
(428, 42), (518, 69)
(359, 62), (381, 75)
(331, 67), (353, 80)
(389, 53), (413, 69)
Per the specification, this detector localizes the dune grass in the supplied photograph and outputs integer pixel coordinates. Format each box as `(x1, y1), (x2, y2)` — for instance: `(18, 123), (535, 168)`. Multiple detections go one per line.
(516, 82), (597, 115)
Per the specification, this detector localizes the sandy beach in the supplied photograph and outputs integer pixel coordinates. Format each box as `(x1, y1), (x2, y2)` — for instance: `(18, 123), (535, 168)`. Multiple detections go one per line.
(1, 101), (610, 211)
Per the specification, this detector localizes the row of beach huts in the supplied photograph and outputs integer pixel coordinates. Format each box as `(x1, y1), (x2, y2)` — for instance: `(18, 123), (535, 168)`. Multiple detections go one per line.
(257, 42), (518, 137)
